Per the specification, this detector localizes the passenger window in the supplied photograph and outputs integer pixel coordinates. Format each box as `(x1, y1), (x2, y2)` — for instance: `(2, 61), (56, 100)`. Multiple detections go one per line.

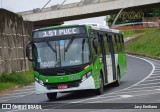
(104, 35), (109, 55)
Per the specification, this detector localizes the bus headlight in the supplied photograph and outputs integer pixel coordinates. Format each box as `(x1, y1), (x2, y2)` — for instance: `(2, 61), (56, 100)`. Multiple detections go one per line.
(82, 71), (92, 82)
(35, 77), (39, 82)
(35, 77), (44, 86)
(39, 79), (44, 86)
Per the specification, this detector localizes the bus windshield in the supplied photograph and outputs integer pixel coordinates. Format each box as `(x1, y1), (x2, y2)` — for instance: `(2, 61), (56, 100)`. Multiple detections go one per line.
(33, 37), (90, 69)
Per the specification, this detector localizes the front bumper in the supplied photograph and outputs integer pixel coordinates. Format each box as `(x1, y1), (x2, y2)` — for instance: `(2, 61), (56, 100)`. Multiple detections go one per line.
(35, 76), (95, 94)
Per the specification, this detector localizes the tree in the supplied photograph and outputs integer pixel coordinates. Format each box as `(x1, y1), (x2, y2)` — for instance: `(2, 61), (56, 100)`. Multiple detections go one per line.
(106, 8), (160, 26)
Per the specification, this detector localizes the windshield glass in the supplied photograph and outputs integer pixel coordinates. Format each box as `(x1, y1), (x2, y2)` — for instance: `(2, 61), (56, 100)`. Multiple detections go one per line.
(33, 37), (90, 69)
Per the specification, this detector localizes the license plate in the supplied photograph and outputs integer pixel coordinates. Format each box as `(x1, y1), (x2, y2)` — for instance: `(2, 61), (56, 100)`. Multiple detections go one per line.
(58, 84), (68, 89)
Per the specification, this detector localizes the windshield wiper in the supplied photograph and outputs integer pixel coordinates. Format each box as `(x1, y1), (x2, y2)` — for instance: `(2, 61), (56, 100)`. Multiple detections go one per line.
(65, 36), (75, 52)
(54, 59), (61, 67)
(44, 39), (57, 53)
(43, 38), (58, 61)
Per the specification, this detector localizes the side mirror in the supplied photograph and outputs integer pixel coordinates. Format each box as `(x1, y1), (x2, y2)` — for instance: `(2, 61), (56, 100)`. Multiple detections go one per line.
(26, 41), (33, 62)
(93, 38), (98, 54)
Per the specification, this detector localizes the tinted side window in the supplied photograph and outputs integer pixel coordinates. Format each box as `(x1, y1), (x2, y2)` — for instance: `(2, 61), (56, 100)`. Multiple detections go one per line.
(104, 34), (109, 55)
(121, 35), (125, 52)
(112, 34), (118, 53)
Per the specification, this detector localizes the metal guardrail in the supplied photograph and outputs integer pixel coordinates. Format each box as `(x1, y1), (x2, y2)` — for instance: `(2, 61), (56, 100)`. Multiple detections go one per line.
(112, 22), (160, 28)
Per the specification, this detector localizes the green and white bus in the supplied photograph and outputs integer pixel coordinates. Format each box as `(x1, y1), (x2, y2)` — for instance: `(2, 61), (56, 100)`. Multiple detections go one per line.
(26, 24), (127, 101)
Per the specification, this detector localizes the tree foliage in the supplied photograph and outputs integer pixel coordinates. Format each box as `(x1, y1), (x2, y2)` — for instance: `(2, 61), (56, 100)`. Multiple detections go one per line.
(106, 8), (160, 26)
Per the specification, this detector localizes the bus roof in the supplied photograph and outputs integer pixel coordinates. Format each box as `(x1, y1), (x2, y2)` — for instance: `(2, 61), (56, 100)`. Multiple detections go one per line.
(35, 23), (120, 34)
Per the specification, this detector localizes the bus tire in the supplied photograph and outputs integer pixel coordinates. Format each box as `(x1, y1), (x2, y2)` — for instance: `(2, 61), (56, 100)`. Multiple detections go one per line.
(47, 92), (57, 101)
(95, 74), (104, 95)
(114, 67), (121, 86)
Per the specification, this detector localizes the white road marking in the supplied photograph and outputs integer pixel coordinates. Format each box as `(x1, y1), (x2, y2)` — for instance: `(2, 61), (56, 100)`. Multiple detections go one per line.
(126, 86), (160, 91)
(136, 82), (160, 86)
(0, 90), (35, 101)
(144, 78), (160, 82)
(147, 75), (160, 79)
(15, 88), (34, 92)
(2, 55), (159, 112)
(120, 95), (133, 98)
(22, 85), (34, 88)
(149, 74), (160, 76)
(0, 92), (34, 103)
(151, 71), (160, 74)
(71, 55), (155, 103)
(86, 91), (160, 103)
(0, 91), (35, 97)
(5, 110), (24, 112)
(0, 95), (23, 100)
(144, 56), (160, 63)
(100, 89), (160, 97)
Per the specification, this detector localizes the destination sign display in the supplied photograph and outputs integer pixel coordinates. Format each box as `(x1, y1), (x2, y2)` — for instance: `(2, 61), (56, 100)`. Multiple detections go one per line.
(34, 27), (85, 38)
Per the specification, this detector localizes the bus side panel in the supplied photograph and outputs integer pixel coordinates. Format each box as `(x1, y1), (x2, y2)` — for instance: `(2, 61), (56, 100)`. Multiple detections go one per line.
(118, 52), (127, 78)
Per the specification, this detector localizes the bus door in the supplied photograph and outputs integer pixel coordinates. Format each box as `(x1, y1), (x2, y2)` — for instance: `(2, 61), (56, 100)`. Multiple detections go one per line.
(99, 34), (108, 84)
(107, 35), (116, 82)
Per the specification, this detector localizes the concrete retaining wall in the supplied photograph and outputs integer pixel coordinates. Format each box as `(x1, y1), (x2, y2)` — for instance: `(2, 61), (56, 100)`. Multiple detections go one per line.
(0, 9), (33, 74)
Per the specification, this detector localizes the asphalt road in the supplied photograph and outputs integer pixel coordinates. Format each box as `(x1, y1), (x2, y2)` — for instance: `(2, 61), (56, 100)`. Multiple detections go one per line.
(1, 55), (160, 112)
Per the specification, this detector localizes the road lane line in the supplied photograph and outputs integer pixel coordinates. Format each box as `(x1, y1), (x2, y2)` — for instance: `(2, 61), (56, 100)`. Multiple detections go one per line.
(86, 91), (160, 103)
(22, 85), (34, 88)
(15, 88), (34, 92)
(147, 75), (160, 79)
(1, 91), (35, 97)
(53, 91), (160, 109)
(3, 55), (157, 111)
(5, 109), (23, 112)
(70, 55), (155, 103)
(0, 95), (25, 102)
(120, 95), (133, 98)
(125, 86), (160, 91)
(100, 88), (160, 97)
(0, 92), (35, 103)
(149, 72), (160, 76)
(143, 78), (160, 82)
(135, 82), (160, 86)
(40, 87), (160, 109)
(0, 95), (24, 100)
(0, 90), (35, 101)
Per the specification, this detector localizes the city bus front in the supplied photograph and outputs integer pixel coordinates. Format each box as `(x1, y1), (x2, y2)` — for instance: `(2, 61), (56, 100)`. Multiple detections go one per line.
(26, 26), (97, 99)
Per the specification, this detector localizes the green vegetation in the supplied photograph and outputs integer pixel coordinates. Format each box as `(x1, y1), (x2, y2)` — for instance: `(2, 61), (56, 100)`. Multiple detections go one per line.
(123, 28), (159, 38)
(125, 28), (160, 59)
(106, 8), (160, 27)
(0, 69), (34, 92)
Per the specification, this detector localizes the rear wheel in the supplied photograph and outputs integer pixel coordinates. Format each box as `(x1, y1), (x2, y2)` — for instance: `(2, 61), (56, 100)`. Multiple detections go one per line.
(95, 74), (104, 95)
(114, 68), (121, 86)
(47, 92), (57, 101)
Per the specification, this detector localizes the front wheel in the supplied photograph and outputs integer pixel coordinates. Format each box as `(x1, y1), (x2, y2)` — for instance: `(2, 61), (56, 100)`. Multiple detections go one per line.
(95, 75), (104, 95)
(47, 92), (57, 101)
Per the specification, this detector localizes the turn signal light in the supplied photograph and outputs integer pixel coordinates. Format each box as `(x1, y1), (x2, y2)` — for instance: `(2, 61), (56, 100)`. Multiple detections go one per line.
(84, 65), (89, 70)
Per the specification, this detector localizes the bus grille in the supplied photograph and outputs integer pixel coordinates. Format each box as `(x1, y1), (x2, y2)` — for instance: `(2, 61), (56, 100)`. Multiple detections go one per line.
(35, 63), (90, 76)
(44, 80), (81, 89)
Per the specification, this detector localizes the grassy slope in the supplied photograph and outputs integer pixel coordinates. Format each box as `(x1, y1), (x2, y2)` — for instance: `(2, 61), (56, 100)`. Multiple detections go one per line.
(0, 69), (34, 92)
(123, 28), (159, 38)
(125, 28), (160, 59)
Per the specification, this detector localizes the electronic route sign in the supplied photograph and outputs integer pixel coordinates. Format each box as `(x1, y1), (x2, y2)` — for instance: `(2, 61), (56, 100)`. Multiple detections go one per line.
(33, 27), (86, 38)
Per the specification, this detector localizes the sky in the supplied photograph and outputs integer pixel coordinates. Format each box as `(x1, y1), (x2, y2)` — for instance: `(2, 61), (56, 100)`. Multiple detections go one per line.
(1, 0), (106, 25)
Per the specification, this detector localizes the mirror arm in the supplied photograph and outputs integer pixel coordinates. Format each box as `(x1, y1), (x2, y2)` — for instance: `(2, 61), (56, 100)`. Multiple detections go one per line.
(26, 41), (33, 62)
